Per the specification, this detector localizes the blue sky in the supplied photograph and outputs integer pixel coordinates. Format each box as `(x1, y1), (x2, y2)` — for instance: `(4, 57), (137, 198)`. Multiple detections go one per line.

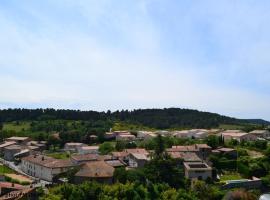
(0, 0), (270, 120)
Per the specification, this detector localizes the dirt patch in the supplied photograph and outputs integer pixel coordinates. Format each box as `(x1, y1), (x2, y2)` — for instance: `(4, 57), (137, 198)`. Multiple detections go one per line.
(247, 150), (264, 158)
(5, 174), (33, 183)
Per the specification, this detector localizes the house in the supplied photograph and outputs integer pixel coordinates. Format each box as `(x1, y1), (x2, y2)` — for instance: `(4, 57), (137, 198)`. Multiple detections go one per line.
(21, 155), (75, 182)
(173, 130), (191, 138)
(104, 132), (116, 140)
(155, 130), (171, 136)
(221, 132), (257, 142)
(3, 145), (22, 161)
(26, 141), (47, 151)
(5, 137), (30, 145)
(74, 161), (115, 184)
(222, 177), (262, 190)
(105, 159), (126, 168)
(0, 141), (16, 155)
(184, 162), (212, 180)
(116, 134), (136, 141)
(137, 131), (157, 140)
(71, 154), (112, 165)
(173, 129), (209, 139)
(3, 143), (44, 161)
(127, 153), (150, 168)
(76, 145), (99, 155)
(213, 147), (237, 158)
(167, 144), (212, 160)
(112, 148), (149, 161)
(168, 152), (202, 162)
(64, 143), (85, 152)
(194, 144), (212, 160)
(250, 130), (270, 139)
(71, 154), (99, 164)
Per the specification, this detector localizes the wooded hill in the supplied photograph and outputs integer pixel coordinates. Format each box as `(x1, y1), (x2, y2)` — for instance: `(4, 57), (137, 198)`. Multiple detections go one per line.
(0, 108), (267, 129)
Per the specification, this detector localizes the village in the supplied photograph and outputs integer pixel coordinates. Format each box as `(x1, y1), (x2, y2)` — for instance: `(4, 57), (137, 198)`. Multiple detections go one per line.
(0, 128), (269, 199)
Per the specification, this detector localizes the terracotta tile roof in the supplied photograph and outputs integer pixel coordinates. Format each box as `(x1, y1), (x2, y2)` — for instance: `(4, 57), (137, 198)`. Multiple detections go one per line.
(168, 152), (201, 162)
(130, 153), (150, 161)
(222, 132), (248, 137)
(6, 137), (29, 141)
(22, 155), (74, 168)
(105, 159), (126, 167)
(111, 151), (128, 158)
(4, 145), (22, 150)
(79, 146), (99, 150)
(112, 149), (149, 159)
(75, 161), (114, 178)
(195, 144), (211, 149)
(0, 141), (16, 148)
(170, 145), (197, 152)
(125, 148), (149, 155)
(71, 154), (112, 162)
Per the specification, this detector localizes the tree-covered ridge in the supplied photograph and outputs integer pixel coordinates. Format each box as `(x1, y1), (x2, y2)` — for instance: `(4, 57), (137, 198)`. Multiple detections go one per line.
(0, 108), (263, 129)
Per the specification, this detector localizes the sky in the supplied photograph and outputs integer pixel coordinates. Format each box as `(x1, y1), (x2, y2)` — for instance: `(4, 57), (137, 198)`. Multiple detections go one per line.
(0, 0), (270, 120)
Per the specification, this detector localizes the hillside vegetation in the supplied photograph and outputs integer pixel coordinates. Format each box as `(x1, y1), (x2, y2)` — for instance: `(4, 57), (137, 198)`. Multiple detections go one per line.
(0, 108), (266, 130)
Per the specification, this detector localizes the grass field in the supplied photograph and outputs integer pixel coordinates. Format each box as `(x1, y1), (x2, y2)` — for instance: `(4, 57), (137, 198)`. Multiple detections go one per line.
(219, 124), (244, 130)
(0, 164), (15, 175)
(3, 121), (31, 132)
(220, 172), (242, 182)
(112, 122), (155, 131)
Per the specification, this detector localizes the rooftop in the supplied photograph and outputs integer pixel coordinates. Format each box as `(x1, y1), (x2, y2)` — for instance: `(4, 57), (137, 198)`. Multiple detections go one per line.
(79, 146), (99, 150)
(22, 154), (74, 168)
(221, 132), (248, 137)
(217, 147), (236, 152)
(75, 161), (114, 178)
(184, 162), (212, 170)
(106, 159), (126, 167)
(6, 137), (29, 141)
(168, 152), (201, 162)
(0, 141), (16, 148)
(130, 153), (150, 160)
(4, 144), (22, 150)
(65, 142), (84, 146)
(250, 130), (269, 134)
(195, 144), (211, 149)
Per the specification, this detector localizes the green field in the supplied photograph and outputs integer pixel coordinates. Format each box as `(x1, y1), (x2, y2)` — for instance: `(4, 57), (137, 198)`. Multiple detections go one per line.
(0, 164), (15, 175)
(3, 121), (31, 132)
(220, 173), (242, 182)
(112, 122), (155, 131)
(219, 124), (245, 130)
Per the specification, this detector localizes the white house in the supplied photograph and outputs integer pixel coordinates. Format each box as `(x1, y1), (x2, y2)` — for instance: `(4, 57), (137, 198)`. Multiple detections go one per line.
(249, 130), (270, 139)
(184, 162), (212, 180)
(21, 155), (75, 182)
(76, 146), (99, 155)
(64, 143), (85, 152)
(221, 131), (257, 142)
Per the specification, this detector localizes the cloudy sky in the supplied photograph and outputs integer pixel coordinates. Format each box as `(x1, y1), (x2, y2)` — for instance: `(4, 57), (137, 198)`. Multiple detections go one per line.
(0, 0), (270, 120)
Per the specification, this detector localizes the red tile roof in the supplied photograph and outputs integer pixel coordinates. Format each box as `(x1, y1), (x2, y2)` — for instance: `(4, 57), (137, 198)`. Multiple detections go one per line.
(75, 161), (114, 178)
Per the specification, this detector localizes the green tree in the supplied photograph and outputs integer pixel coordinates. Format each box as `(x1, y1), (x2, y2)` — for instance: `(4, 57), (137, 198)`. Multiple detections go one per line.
(99, 142), (114, 155)
(154, 134), (165, 157)
(205, 135), (219, 148)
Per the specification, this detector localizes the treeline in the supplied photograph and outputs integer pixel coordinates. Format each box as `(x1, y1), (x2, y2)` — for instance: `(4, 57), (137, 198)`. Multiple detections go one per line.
(0, 108), (253, 129)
